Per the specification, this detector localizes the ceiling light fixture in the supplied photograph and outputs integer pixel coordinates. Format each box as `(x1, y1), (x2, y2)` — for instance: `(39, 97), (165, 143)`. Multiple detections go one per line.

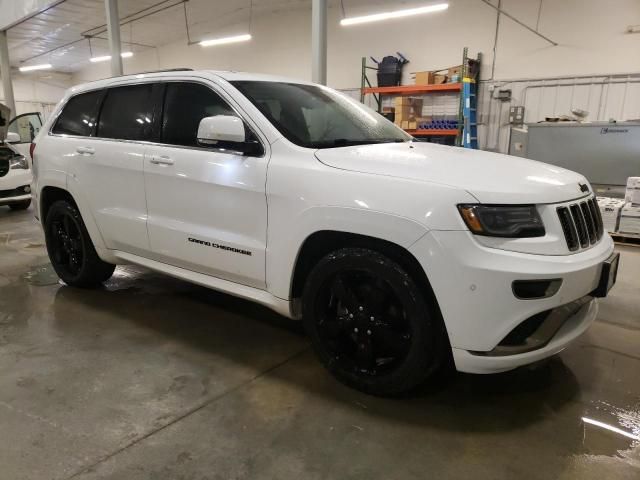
(90, 51), (134, 63)
(199, 34), (252, 47)
(19, 63), (53, 72)
(340, 3), (448, 26)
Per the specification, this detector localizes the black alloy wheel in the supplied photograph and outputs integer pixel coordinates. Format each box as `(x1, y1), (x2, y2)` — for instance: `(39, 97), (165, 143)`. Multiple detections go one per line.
(316, 269), (412, 376)
(48, 209), (85, 278)
(44, 200), (115, 287)
(303, 247), (448, 396)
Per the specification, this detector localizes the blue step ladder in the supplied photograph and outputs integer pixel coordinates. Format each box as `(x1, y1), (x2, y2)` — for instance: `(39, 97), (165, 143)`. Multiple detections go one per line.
(462, 78), (478, 149)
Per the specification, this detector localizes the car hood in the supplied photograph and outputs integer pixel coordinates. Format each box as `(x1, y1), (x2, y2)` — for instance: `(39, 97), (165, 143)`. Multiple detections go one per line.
(314, 142), (590, 204)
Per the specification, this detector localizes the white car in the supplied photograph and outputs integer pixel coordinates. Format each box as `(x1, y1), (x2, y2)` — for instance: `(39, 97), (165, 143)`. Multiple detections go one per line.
(32, 70), (619, 395)
(0, 104), (38, 210)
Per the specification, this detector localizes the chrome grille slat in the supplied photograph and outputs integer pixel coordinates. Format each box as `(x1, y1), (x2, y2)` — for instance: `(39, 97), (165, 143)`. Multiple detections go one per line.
(570, 204), (589, 248)
(557, 196), (604, 252)
(588, 198), (604, 240)
(580, 202), (597, 244)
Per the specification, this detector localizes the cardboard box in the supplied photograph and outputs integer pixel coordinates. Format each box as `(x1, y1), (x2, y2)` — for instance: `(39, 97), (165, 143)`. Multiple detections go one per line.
(433, 74), (447, 84)
(597, 197), (626, 233)
(395, 106), (412, 120)
(407, 121), (417, 130)
(394, 96), (411, 107)
(625, 177), (640, 205)
(414, 71), (435, 85)
(448, 65), (462, 78)
(394, 98), (423, 122)
(401, 120), (410, 129)
(619, 203), (640, 235)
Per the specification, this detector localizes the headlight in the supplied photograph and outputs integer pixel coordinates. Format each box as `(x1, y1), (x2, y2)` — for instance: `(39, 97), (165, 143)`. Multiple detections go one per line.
(9, 155), (28, 170)
(458, 204), (545, 238)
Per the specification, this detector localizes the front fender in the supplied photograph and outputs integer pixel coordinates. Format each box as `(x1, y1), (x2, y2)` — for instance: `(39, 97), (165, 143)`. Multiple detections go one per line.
(266, 205), (429, 300)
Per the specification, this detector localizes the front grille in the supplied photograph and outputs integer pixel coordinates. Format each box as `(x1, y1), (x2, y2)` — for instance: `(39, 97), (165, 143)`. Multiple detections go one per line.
(0, 159), (8, 177)
(557, 197), (604, 251)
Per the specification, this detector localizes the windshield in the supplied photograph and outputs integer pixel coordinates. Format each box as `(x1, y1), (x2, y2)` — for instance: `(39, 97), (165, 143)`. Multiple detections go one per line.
(231, 81), (411, 149)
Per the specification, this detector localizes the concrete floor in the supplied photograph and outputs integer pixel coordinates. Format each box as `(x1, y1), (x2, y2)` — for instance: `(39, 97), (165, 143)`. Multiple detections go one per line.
(0, 206), (639, 480)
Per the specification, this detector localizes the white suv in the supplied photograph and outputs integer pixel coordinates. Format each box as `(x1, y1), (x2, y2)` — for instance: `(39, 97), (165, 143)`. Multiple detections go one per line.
(32, 70), (619, 395)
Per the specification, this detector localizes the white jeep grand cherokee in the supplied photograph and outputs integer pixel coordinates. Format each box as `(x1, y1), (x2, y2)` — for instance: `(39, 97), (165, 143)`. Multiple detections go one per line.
(32, 70), (619, 395)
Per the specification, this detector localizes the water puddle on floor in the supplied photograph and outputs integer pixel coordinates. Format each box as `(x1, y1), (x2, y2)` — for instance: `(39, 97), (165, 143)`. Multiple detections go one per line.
(579, 400), (640, 467)
(22, 263), (60, 286)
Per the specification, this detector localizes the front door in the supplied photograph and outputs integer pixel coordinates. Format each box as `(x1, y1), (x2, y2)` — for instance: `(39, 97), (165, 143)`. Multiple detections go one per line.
(7, 112), (42, 159)
(144, 81), (268, 288)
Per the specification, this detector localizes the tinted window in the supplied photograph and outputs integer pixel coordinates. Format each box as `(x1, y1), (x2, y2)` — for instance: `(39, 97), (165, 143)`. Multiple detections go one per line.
(162, 82), (236, 147)
(9, 113), (43, 143)
(52, 90), (103, 136)
(231, 81), (409, 149)
(98, 84), (155, 141)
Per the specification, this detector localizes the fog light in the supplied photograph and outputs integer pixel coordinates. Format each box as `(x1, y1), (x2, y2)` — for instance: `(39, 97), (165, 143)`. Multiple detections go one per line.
(24, 185), (31, 193)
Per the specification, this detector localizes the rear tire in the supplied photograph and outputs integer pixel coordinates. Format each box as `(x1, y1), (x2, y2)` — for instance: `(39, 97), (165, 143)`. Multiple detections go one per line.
(9, 199), (31, 210)
(44, 200), (115, 287)
(302, 247), (448, 396)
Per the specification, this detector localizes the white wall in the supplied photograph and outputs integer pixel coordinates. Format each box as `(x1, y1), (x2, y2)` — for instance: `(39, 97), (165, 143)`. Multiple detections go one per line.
(72, 0), (640, 87)
(0, 72), (72, 118)
(67, 0), (640, 153)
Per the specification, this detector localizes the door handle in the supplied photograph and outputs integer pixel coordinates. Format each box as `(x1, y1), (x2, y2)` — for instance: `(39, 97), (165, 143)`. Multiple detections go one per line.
(149, 155), (174, 166)
(76, 146), (95, 155)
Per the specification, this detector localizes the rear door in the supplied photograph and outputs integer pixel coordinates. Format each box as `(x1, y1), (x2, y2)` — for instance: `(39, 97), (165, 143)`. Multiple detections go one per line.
(143, 81), (269, 288)
(62, 83), (159, 255)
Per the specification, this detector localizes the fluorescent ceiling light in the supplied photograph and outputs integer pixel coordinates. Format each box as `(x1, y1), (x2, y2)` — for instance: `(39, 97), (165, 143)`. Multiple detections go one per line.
(199, 34), (252, 47)
(341, 3), (448, 26)
(19, 63), (52, 72)
(90, 51), (134, 63)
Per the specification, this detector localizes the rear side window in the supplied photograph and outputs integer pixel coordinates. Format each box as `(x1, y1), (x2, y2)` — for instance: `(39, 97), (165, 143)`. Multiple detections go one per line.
(162, 82), (236, 147)
(52, 90), (103, 136)
(98, 84), (155, 141)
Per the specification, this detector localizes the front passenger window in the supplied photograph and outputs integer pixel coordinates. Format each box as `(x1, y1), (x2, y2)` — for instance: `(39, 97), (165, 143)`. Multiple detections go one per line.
(162, 83), (237, 147)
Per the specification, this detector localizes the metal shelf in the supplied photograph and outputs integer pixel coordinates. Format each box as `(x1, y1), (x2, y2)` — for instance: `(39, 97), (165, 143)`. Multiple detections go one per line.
(362, 83), (462, 95)
(407, 129), (459, 137)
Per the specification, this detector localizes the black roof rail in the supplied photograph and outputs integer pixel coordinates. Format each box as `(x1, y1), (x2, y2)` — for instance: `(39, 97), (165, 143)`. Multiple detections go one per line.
(133, 68), (194, 74)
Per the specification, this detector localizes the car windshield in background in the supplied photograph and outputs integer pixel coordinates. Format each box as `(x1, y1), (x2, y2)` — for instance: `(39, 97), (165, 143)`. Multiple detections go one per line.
(231, 81), (410, 149)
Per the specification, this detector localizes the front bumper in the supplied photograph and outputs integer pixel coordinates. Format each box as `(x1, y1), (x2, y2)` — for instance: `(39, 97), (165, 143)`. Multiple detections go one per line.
(0, 169), (33, 206)
(0, 185), (31, 205)
(409, 230), (615, 373)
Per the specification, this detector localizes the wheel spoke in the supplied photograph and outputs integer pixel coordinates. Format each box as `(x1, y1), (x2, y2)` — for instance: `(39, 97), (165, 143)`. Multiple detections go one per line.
(321, 313), (351, 338)
(62, 215), (73, 236)
(373, 324), (411, 357)
(331, 275), (360, 313)
(355, 339), (375, 372)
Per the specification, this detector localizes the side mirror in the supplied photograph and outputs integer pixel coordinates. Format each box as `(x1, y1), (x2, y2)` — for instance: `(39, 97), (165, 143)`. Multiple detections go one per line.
(6, 132), (20, 143)
(197, 115), (245, 145)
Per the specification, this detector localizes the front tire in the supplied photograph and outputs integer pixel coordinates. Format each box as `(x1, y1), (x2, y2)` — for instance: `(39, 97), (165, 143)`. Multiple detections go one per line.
(44, 200), (115, 287)
(9, 199), (31, 210)
(302, 247), (447, 396)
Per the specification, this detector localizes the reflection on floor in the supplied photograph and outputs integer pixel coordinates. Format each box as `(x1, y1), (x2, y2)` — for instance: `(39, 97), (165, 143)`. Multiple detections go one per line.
(0, 207), (638, 480)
